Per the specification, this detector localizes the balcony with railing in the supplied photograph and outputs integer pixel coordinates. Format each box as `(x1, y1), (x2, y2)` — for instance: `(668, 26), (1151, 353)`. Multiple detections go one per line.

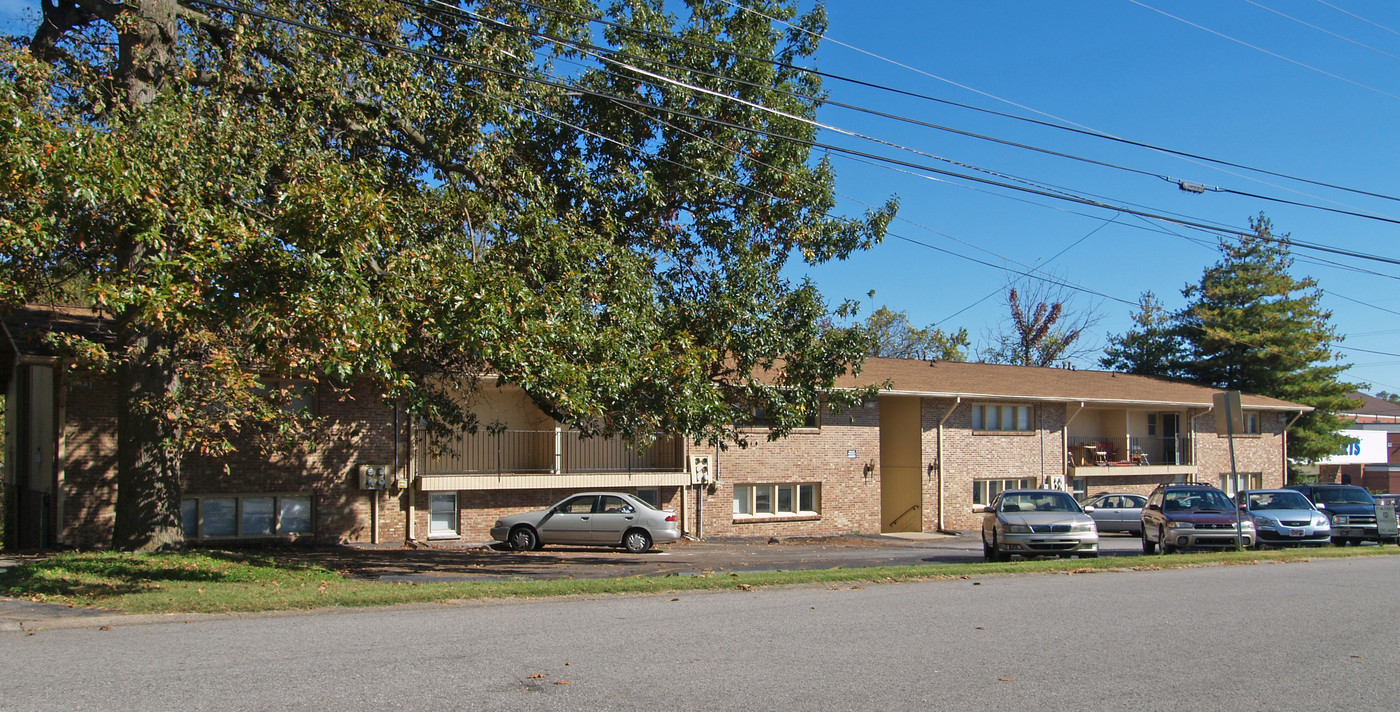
(1067, 435), (1194, 477)
(415, 429), (689, 491)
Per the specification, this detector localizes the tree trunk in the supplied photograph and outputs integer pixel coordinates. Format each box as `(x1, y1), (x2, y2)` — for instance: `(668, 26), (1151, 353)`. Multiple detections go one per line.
(105, 0), (184, 551)
(111, 323), (185, 551)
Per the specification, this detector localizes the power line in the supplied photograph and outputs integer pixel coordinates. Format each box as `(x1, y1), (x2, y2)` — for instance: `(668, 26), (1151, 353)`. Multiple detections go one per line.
(1127, 0), (1400, 101)
(195, 0), (1400, 277)
(1245, 0), (1400, 64)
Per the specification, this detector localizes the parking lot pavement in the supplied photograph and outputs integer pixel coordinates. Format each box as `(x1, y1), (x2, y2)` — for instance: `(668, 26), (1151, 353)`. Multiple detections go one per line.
(1, 532), (1156, 630)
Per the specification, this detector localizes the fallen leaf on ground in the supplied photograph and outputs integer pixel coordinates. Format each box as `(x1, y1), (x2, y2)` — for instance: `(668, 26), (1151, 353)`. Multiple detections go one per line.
(998, 678), (1014, 682)
(528, 674), (546, 679)
(554, 681), (571, 685)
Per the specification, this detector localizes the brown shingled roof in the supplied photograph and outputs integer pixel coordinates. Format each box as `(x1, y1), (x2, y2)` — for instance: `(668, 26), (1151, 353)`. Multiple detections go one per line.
(837, 357), (1308, 411)
(1345, 391), (1400, 418)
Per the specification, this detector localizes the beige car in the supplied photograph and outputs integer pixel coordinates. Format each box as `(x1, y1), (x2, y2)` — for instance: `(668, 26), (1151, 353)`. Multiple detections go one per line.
(978, 489), (1099, 561)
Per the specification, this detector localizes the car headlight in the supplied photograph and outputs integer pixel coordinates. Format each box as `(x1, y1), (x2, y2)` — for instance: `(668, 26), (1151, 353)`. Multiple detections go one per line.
(1166, 521), (1194, 529)
(1239, 520), (1255, 532)
(1005, 524), (1032, 533)
(1253, 517), (1276, 530)
(1333, 515), (1349, 525)
(1313, 515), (1330, 528)
(1071, 522), (1095, 533)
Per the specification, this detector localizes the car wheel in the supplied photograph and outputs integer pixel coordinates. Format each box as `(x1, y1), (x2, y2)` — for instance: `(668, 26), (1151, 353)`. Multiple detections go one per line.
(1158, 527), (1174, 554)
(1141, 528), (1156, 555)
(1331, 537), (1346, 547)
(988, 532), (1009, 562)
(508, 526), (539, 552)
(982, 534), (994, 562)
(622, 529), (652, 553)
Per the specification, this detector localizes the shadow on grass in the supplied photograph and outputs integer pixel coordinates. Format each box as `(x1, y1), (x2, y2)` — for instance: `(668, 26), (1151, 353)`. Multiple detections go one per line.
(0, 548), (337, 600)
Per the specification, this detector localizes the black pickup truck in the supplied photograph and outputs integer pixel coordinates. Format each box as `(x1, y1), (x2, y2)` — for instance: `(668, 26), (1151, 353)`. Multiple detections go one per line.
(1286, 484), (1398, 546)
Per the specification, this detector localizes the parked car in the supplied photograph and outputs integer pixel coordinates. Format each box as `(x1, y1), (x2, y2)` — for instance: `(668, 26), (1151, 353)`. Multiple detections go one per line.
(1285, 484), (1396, 546)
(1235, 489), (1331, 548)
(976, 489), (1099, 562)
(1080, 492), (1147, 534)
(1141, 484), (1255, 554)
(490, 492), (681, 553)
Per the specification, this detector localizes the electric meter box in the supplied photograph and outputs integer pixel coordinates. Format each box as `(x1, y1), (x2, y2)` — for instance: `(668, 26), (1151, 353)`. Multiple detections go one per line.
(359, 464), (389, 491)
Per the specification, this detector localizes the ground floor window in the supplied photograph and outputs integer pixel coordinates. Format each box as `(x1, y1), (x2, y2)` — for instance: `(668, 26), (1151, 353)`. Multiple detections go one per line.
(734, 484), (820, 517)
(1219, 472), (1263, 496)
(1071, 478), (1087, 500)
(972, 477), (1038, 506)
(635, 488), (661, 508)
(429, 492), (458, 537)
(181, 494), (313, 540)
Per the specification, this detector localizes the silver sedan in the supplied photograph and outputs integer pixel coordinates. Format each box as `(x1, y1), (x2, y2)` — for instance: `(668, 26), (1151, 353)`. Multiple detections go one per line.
(490, 492), (682, 553)
(1081, 492), (1147, 534)
(977, 489), (1099, 561)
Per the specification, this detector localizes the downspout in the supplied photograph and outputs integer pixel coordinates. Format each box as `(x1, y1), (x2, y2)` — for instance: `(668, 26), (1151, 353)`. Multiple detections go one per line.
(936, 397), (960, 533)
(1282, 410), (1305, 485)
(406, 415), (418, 543)
(53, 359), (67, 547)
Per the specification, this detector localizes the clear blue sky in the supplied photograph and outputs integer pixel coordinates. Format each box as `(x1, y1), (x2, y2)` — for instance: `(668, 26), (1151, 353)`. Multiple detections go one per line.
(788, 0), (1400, 395)
(4, 1), (1399, 393)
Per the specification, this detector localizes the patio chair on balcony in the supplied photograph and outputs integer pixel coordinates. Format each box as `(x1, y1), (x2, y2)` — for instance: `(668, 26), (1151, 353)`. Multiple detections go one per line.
(1130, 446), (1150, 466)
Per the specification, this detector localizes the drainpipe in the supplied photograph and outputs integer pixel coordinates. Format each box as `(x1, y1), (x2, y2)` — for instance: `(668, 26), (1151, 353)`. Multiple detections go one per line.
(1282, 410), (1305, 485)
(936, 397), (960, 533)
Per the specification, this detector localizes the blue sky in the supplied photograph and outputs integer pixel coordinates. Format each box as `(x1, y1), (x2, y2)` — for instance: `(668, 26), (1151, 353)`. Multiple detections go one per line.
(4, 1), (1399, 393)
(790, 1), (1400, 394)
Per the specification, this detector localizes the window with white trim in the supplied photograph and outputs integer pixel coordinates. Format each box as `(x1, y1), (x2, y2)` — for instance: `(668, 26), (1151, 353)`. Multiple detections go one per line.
(972, 477), (1037, 506)
(1219, 472), (1263, 496)
(429, 492), (458, 538)
(972, 404), (1032, 432)
(181, 494), (314, 540)
(734, 484), (820, 517)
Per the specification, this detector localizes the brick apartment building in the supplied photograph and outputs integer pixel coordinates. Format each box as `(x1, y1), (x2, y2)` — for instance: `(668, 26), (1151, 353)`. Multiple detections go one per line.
(4, 305), (1308, 550)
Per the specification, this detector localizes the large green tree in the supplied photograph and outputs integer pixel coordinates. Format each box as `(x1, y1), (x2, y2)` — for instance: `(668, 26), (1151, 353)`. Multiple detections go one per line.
(1098, 291), (1187, 378)
(1178, 216), (1357, 462)
(0, 0), (895, 550)
(862, 305), (968, 361)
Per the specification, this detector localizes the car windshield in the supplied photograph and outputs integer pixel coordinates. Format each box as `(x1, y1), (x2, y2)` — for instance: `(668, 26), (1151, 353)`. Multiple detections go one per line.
(1312, 487), (1374, 505)
(1164, 490), (1234, 512)
(1248, 492), (1312, 510)
(1000, 492), (1079, 513)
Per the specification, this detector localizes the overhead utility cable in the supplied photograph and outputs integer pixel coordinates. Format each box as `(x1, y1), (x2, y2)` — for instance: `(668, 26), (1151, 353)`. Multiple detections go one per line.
(195, 0), (1400, 273)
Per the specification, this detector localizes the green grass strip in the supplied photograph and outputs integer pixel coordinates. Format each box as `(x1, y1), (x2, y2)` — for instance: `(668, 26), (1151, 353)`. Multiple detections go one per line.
(3, 546), (1396, 615)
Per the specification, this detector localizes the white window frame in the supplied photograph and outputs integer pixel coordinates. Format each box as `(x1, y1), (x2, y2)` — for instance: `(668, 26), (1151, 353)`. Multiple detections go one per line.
(181, 493), (315, 540)
(972, 477), (1038, 506)
(733, 483), (821, 518)
(972, 404), (1033, 432)
(429, 492), (459, 539)
(1219, 472), (1263, 496)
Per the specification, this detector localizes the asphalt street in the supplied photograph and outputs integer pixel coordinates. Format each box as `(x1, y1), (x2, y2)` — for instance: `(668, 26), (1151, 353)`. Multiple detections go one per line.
(3, 555), (1397, 711)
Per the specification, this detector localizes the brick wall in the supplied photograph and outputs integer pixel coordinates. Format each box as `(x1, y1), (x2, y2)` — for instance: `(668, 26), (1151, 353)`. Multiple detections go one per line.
(937, 400), (1069, 531)
(701, 403), (881, 538)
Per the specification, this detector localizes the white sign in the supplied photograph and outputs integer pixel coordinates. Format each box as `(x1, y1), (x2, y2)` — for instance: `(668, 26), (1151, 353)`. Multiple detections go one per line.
(847, 450), (858, 459)
(1314, 429), (1388, 465)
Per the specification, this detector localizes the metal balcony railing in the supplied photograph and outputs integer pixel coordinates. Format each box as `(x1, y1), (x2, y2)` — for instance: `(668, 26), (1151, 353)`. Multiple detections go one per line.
(417, 429), (685, 477)
(1067, 435), (1192, 467)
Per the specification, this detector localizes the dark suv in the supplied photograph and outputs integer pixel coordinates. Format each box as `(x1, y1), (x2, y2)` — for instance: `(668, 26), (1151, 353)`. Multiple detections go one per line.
(1141, 484), (1255, 553)
(1285, 484), (1396, 546)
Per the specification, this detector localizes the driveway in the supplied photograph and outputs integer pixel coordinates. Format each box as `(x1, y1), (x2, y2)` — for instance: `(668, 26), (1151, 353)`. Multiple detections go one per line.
(266, 531), (1147, 583)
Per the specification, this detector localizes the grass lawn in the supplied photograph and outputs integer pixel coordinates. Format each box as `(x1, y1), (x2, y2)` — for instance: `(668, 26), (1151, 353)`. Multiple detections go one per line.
(2, 546), (1396, 615)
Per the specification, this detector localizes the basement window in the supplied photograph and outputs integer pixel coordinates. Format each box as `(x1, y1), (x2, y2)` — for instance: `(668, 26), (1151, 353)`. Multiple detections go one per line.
(181, 494), (314, 540)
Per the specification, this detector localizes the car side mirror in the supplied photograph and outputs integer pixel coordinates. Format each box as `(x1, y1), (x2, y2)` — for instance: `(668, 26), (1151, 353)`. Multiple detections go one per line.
(1315, 503), (1327, 509)
(971, 504), (988, 513)
(1083, 505), (1096, 513)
